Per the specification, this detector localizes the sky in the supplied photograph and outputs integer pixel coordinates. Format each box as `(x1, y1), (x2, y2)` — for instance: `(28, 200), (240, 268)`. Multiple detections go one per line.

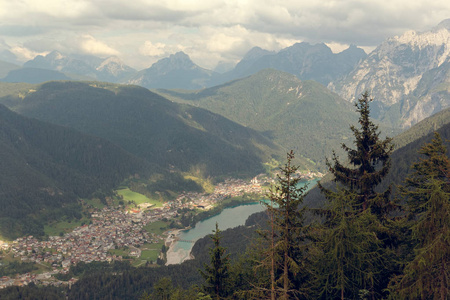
(0, 0), (449, 71)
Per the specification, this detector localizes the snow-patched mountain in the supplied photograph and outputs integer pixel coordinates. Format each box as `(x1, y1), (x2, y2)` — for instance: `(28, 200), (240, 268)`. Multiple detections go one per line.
(329, 19), (450, 128)
(125, 51), (215, 89)
(23, 51), (135, 82)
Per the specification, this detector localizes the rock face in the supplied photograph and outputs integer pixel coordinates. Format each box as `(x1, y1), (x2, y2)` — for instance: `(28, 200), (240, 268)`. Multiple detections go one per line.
(329, 19), (450, 128)
(210, 43), (366, 87)
(125, 52), (215, 89)
(96, 56), (136, 82)
(23, 51), (136, 82)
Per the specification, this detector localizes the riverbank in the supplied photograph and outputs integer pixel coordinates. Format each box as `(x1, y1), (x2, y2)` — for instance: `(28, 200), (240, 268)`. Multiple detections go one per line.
(165, 229), (194, 265)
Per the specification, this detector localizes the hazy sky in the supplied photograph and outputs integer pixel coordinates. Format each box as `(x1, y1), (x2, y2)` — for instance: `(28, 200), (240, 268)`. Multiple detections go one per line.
(0, 0), (449, 70)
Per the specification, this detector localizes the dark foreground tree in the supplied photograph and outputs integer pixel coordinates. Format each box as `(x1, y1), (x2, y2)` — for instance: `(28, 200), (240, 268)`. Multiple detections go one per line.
(315, 92), (395, 299)
(319, 91), (394, 219)
(200, 223), (230, 299)
(390, 132), (450, 299)
(311, 187), (384, 299)
(253, 151), (310, 299)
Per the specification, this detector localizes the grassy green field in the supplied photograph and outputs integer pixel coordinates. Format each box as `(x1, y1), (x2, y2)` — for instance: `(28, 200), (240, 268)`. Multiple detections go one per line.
(140, 241), (164, 262)
(108, 248), (129, 257)
(144, 221), (170, 235)
(117, 188), (163, 208)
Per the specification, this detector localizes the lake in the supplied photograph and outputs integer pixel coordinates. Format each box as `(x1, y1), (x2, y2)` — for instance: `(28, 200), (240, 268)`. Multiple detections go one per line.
(166, 178), (319, 264)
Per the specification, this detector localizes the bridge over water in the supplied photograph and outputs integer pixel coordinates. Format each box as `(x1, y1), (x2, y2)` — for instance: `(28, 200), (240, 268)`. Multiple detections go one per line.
(177, 239), (195, 243)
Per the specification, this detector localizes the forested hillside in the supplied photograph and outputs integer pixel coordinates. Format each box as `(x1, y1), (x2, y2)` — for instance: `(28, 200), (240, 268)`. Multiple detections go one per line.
(157, 69), (367, 171)
(0, 104), (149, 239)
(0, 81), (282, 178)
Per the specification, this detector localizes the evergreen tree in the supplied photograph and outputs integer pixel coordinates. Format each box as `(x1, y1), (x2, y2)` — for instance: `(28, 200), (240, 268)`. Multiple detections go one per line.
(200, 223), (230, 299)
(254, 151), (310, 299)
(151, 277), (174, 300)
(315, 92), (395, 299)
(390, 132), (450, 299)
(320, 91), (394, 219)
(311, 187), (384, 299)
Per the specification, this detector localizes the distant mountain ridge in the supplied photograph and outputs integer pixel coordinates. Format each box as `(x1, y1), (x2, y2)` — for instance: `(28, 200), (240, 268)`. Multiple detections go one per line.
(210, 43), (367, 87)
(22, 51), (136, 82)
(2, 19), (449, 130)
(125, 52), (216, 89)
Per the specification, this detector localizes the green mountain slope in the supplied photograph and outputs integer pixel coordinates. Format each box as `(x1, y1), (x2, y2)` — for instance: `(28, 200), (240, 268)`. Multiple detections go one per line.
(0, 104), (149, 239)
(157, 69), (362, 171)
(392, 107), (450, 150)
(0, 81), (281, 178)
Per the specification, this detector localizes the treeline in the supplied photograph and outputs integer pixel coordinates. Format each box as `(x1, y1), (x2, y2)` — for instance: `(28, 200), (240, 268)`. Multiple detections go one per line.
(0, 261), (37, 277)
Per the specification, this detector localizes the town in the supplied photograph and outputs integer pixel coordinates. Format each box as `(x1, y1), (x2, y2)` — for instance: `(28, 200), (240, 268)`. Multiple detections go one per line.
(0, 172), (321, 289)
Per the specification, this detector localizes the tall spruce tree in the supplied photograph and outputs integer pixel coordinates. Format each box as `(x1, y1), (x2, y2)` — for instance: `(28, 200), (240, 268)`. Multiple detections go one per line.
(319, 91), (394, 219)
(200, 223), (230, 300)
(314, 92), (394, 299)
(254, 151), (310, 300)
(390, 132), (449, 299)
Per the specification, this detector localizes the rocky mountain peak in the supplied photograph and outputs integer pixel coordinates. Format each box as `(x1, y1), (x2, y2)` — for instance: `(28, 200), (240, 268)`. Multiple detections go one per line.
(46, 50), (66, 61)
(151, 51), (197, 72)
(96, 56), (135, 78)
(97, 56), (126, 70)
(329, 19), (450, 128)
(242, 47), (273, 61)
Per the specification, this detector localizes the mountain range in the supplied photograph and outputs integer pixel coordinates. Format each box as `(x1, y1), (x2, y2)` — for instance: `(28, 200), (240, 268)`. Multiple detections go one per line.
(329, 19), (450, 128)
(2, 19), (449, 131)
(1, 51), (136, 83)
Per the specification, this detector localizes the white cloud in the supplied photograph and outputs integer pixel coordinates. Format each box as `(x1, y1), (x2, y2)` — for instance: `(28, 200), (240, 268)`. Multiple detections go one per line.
(77, 35), (120, 56)
(139, 41), (167, 57)
(10, 46), (49, 62)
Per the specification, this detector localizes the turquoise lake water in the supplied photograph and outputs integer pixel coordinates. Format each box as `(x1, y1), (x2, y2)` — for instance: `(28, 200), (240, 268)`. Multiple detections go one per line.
(170, 178), (319, 262)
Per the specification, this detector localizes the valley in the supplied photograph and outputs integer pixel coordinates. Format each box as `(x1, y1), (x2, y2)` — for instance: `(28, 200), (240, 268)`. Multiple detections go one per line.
(0, 17), (449, 299)
(0, 173), (321, 289)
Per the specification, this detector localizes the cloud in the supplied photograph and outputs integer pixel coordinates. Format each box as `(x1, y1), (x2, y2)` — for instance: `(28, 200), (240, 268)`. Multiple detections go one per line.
(1, 0), (450, 69)
(10, 46), (48, 62)
(77, 35), (120, 56)
(139, 41), (167, 57)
